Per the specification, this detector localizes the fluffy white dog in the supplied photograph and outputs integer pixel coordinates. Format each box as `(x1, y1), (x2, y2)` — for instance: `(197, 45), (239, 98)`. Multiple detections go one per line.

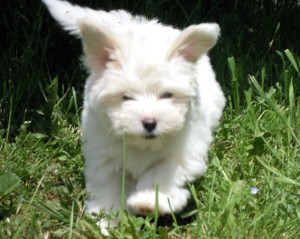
(43, 0), (225, 232)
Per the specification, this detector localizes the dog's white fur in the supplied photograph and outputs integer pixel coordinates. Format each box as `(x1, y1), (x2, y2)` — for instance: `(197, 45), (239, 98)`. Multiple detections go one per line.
(43, 0), (225, 232)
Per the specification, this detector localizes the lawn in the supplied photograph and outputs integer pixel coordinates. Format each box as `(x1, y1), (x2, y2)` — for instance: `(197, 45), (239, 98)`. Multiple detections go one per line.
(0, 1), (299, 238)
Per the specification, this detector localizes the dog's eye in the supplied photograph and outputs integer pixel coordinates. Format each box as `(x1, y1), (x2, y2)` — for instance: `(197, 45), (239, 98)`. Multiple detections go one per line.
(122, 95), (133, 101)
(160, 92), (173, 99)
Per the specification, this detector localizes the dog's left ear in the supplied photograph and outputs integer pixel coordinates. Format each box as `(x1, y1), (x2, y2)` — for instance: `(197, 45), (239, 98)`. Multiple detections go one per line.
(80, 19), (120, 71)
(168, 23), (220, 63)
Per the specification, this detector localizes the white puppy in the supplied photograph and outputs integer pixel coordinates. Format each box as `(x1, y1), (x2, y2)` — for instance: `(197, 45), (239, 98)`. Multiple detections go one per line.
(43, 0), (225, 231)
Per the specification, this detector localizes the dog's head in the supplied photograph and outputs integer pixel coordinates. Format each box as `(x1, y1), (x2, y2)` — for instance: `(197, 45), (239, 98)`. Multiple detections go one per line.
(43, 0), (220, 149)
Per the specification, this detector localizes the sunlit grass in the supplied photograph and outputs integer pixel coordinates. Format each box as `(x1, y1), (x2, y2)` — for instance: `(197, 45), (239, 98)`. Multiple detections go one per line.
(0, 0), (299, 238)
(1, 49), (299, 238)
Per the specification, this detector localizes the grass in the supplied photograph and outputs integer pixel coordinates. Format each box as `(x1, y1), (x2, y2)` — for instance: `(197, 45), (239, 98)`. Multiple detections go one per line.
(0, 0), (300, 238)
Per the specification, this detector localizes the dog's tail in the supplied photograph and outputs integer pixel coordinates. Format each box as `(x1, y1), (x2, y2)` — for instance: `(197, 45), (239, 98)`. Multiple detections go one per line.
(42, 0), (115, 36)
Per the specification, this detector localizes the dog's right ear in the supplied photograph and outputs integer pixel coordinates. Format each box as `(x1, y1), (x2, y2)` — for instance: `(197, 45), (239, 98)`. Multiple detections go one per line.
(80, 19), (120, 71)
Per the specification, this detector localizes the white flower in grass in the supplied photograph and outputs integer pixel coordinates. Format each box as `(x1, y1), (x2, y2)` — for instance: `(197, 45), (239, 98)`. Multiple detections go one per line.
(250, 187), (259, 195)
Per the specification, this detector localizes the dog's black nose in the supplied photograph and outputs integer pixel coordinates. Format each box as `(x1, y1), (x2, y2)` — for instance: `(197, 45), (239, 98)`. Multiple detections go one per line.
(142, 118), (157, 132)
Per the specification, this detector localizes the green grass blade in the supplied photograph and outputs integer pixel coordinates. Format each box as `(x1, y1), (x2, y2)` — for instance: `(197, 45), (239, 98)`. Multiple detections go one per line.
(284, 49), (299, 75)
(257, 157), (300, 186)
(228, 57), (240, 112)
(121, 130), (127, 233)
(25, 169), (47, 213)
(0, 172), (21, 197)
(153, 183), (159, 239)
(249, 75), (300, 145)
(72, 87), (81, 127)
(69, 201), (74, 239)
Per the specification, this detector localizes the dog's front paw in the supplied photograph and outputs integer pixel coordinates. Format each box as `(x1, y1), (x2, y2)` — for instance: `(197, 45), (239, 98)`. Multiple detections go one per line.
(127, 188), (190, 215)
(96, 218), (117, 236)
(127, 190), (171, 216)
